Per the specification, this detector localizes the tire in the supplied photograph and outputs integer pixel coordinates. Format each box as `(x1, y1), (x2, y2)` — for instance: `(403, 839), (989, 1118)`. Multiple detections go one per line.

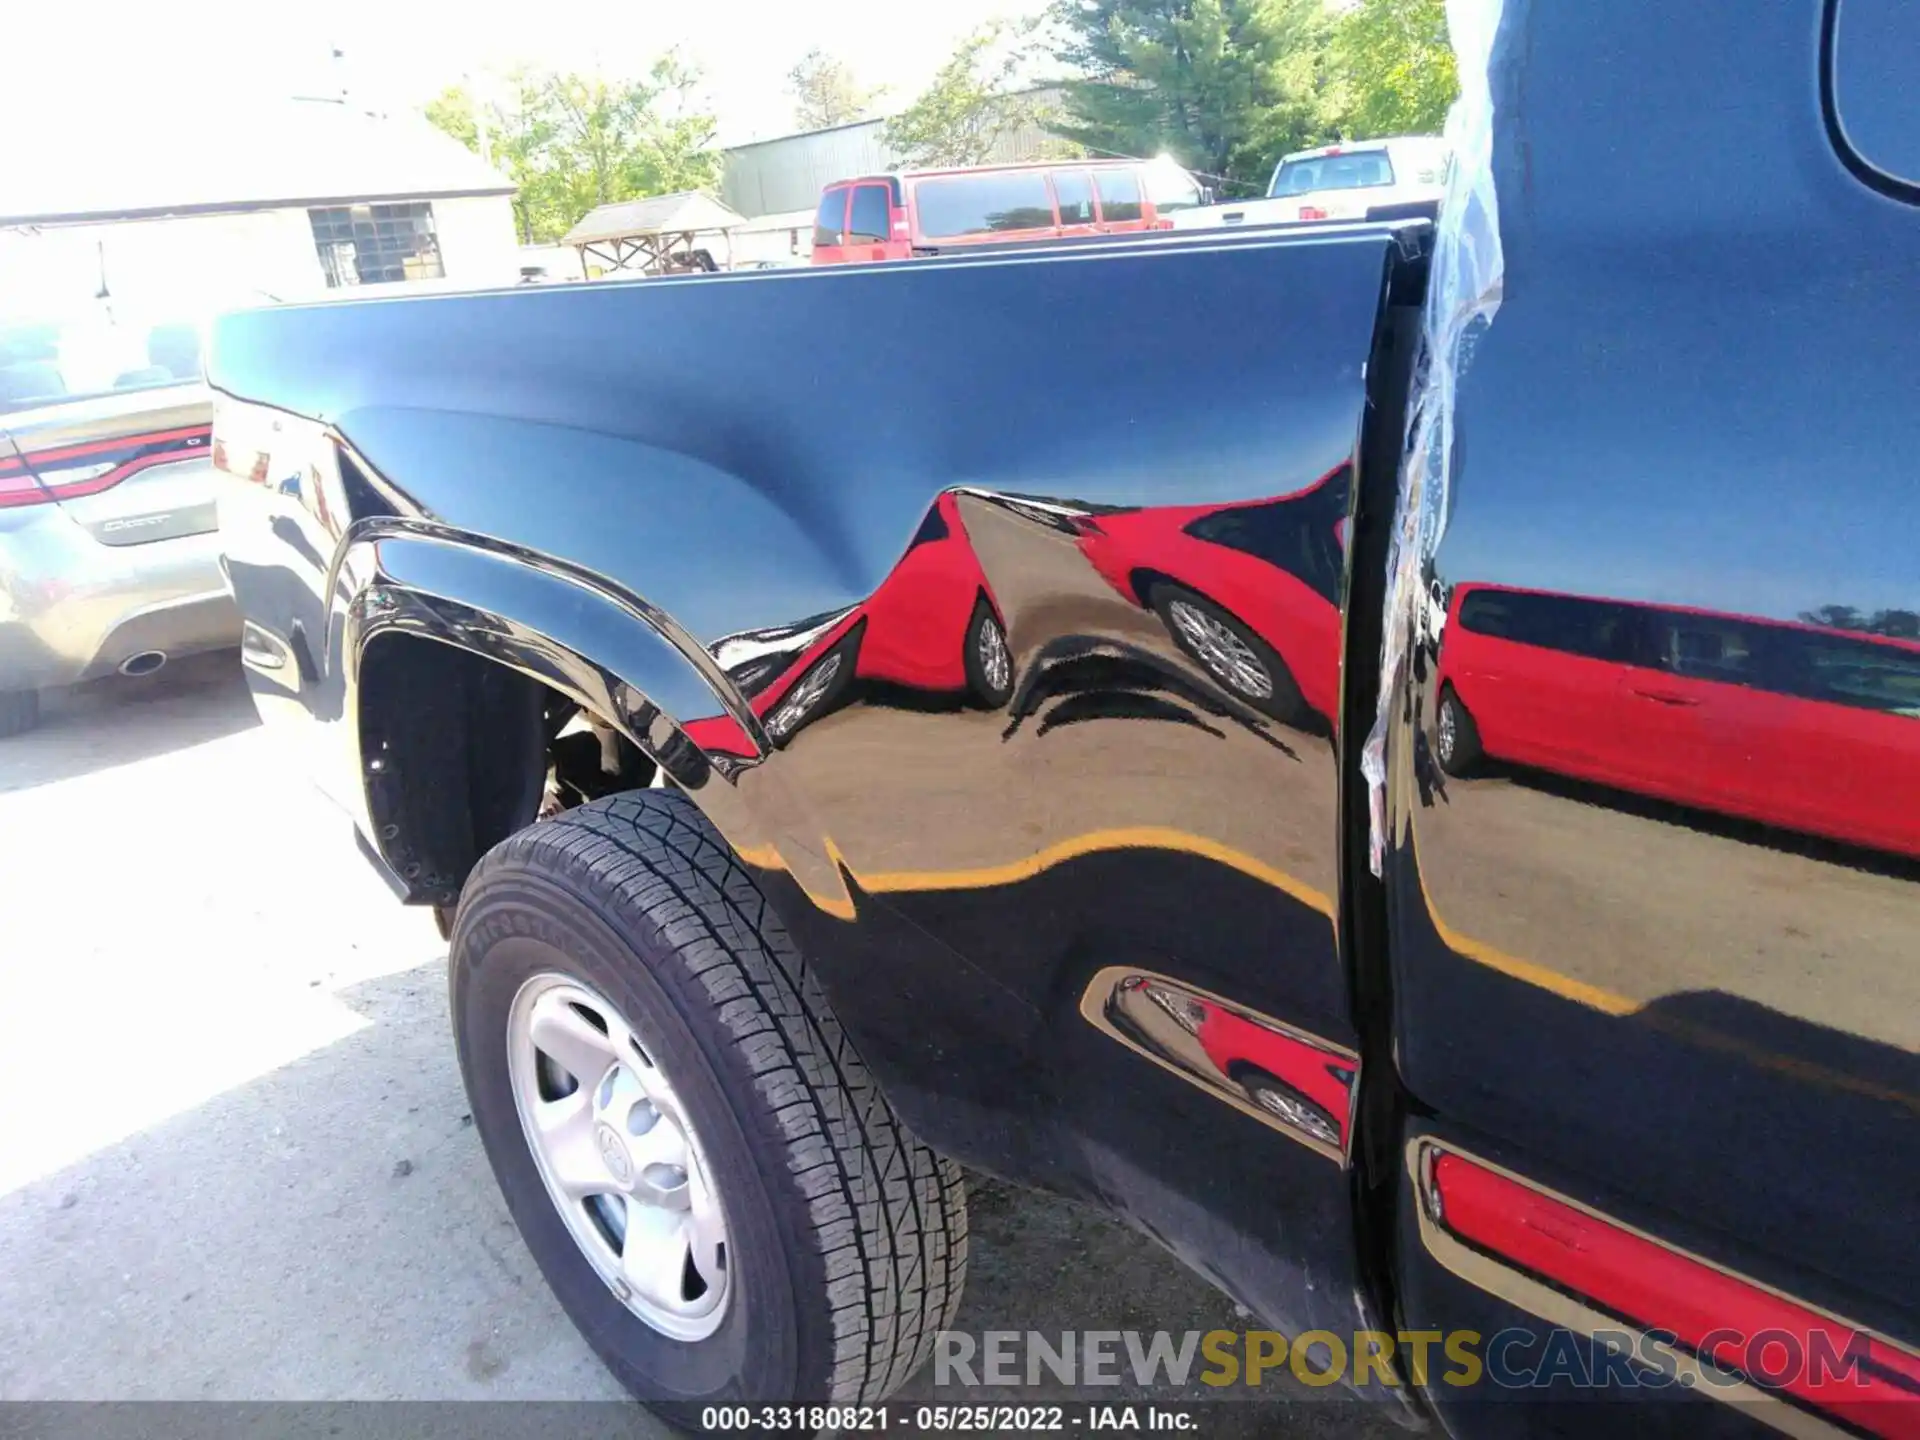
(1240, 1071), (1342, 1148)
(450, 791), (967, 1426)
(0, 689), (39, 739)
(1149, 582), (1305, 725)
(1435, 685), (1483, 777)
(962, 598), (1014, 709)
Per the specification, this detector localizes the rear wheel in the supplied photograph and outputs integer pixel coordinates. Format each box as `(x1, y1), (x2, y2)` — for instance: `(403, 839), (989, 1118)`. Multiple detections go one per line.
(0, 689), (39, 739)
(1150, 583), (1305, 725)
(450, 791), (967, 1425)
(963, 599), (1014, 709)
(1240, 1071), (1341, 1148)
(1435, 686), (1483, 777)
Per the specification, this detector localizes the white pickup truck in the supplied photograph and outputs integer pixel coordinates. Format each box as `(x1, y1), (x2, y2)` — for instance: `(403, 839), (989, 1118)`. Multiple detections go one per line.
(1174, 135), (1452, 230)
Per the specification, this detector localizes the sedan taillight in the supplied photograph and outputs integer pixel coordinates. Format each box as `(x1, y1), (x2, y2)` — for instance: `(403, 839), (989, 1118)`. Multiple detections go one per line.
(0, 454), (54, 508)
(0, 425), (211, 509)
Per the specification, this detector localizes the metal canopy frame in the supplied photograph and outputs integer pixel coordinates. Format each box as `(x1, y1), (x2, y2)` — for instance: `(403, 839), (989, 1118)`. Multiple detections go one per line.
(575, 227), (735, 277)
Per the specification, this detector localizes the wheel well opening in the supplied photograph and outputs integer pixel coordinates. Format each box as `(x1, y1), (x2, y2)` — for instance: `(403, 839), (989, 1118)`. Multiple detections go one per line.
(1127, 567), (1179, 610)
(1222, 1059), (1265, 1087)
(357, 634), (658, 907)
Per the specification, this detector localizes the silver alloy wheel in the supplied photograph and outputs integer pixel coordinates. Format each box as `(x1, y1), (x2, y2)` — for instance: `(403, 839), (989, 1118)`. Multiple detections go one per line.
(976, 614), (1011, 695)
(1437, 698), (1457, 764)
(765, 652), (844, 739)
(507, 973), (730, 1340)
(1168, 599), (1273, 700)
(1250, 1082), (1341, 1147)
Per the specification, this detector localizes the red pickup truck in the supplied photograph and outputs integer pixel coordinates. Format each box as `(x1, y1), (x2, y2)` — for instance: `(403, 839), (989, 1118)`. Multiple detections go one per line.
(809, 157), (1201, 263)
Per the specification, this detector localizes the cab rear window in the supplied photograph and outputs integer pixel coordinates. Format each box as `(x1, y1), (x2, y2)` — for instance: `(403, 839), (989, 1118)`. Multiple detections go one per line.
(1269, 152), (1395, 198)
(913, 173), (1054, 239)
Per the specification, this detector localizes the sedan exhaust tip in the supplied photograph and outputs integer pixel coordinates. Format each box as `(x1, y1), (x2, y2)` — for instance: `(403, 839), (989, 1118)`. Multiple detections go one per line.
(118, 650), (167, 678)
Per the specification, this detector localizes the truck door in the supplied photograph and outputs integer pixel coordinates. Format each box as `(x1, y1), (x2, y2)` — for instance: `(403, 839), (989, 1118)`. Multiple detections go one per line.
(843, 184), (895, 265)
(1384, 1), (1920, 1433)
(808, 186), (851, 265)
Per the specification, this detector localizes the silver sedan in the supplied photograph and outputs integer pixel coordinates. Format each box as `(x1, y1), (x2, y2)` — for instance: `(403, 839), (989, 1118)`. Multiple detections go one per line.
(1, 322), (238, 737)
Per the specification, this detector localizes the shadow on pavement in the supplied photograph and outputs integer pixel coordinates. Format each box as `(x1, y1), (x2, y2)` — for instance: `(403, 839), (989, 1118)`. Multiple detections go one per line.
(0, 650), (257, 795)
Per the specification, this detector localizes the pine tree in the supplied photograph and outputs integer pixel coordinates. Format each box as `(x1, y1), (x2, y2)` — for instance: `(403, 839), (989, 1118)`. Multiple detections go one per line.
(1052, 0), (1341, 192)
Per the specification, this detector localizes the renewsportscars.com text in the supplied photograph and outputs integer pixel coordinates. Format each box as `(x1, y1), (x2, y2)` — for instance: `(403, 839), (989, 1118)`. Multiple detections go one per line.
(933, 1326), (1875, 1393)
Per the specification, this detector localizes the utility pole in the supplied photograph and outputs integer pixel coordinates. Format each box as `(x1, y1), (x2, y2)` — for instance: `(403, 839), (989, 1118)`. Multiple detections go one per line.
(465, 70), (495, 167)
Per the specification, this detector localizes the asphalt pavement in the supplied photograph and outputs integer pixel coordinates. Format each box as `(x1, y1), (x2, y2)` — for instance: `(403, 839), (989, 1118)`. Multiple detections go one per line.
(0, 653), (1393, 1440)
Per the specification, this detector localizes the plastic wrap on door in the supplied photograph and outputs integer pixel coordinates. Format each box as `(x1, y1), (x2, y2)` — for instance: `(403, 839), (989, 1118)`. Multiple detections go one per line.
(1361, 0), (1508, 874)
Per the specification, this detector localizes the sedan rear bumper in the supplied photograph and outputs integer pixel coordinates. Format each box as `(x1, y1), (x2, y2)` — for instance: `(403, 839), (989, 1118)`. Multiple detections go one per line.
(0, 508), (239, 692)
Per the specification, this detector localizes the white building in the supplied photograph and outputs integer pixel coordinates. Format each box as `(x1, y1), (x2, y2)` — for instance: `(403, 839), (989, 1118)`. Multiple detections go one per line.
(721, 88), (1071, 219)
(729, 210), (820, 267)
(0, 98), (520, 311)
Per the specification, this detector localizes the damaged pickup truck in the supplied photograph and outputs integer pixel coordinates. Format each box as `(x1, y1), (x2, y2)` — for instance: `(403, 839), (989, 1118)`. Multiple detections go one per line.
(210, 0), (1919, 1434)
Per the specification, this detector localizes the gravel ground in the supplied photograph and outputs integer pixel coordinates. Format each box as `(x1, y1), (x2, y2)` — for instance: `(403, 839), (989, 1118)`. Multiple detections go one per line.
(0, 654), (1400, 1440)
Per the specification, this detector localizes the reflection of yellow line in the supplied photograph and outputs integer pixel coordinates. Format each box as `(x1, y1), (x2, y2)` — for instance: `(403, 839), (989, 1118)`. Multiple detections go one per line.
(1419, 871), (1920, 1117)
(853, 826), (1334, 916)
(1424, 893), (1641, 1016)
(752, 821), (1920, 1119)
(737, 827), (1331, 922)
(732, 841), (858, 920)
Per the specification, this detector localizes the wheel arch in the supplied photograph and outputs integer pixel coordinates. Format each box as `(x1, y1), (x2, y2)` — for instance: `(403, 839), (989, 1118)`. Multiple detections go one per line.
(1126, 565), (1181, 610)
(1221, 1057), (1271, 1087)
(343, 522), (781, 906)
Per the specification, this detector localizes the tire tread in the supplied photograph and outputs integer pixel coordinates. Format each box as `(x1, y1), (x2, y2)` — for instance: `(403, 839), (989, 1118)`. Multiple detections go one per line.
(468, 790), (968, 1404)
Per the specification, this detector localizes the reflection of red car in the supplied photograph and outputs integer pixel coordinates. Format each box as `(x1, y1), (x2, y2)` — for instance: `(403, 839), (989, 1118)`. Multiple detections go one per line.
(855, 492), (1009, 701)
(1072, 468), (1348, 727)
(684, 493), (1013, 754)
(1193, 1001), (1355, 1148)
(1436, 584), (1920, 858)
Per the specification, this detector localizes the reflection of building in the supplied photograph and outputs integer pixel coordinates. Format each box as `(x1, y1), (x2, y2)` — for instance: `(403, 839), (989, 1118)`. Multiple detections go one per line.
(2, 100), (520, 305)
(728, 210), (820, 268)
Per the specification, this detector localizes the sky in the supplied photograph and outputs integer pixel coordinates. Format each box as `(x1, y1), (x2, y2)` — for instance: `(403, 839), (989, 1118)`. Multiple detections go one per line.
(10, 0), (1057, 148)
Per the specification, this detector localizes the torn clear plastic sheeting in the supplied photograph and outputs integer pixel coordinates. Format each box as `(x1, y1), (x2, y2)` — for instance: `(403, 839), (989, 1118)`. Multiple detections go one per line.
(1360, 0), (1508, 877)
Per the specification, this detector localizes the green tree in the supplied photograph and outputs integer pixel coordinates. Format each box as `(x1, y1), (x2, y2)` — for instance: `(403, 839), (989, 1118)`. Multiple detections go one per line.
(1800, 605), (1920, 639)
(424, 58), (721, 244)
(1330, 0), (1458, 137)
(883, 21), (1068, 169)
(1051, 0), (1341, 191)
(427, 73), (559, 243)
(787, 49), (885, 131)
